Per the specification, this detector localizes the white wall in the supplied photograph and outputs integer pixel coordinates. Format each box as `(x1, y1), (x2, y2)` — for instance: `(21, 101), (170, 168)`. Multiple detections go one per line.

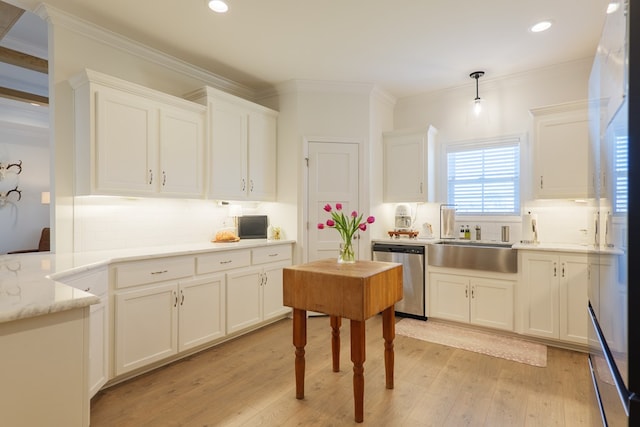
(43, 7), (275, 253)
(389, 58), (597, 245)
(268, 81), (393, 262)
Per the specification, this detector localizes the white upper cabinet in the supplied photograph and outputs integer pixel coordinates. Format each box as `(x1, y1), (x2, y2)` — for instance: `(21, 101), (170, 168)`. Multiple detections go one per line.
(70, 70), (206, 198)
(383, 126), (436, 203)
(186, 86), (278, 201)
(248, 111), (277, 200)
(530, 101), (593, 199)
(159, 107), (205, 197)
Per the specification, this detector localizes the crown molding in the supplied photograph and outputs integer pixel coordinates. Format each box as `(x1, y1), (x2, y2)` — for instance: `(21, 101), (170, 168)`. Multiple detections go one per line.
(371, 86), (396, 109)
(36, 4), (257, 100)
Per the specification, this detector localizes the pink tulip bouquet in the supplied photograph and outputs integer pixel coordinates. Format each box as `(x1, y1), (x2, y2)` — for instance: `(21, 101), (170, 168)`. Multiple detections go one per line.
(317, 203), (375, 263)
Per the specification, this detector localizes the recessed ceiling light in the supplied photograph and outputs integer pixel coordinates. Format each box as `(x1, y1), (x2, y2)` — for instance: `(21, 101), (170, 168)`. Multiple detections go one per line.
(208, 0), (228, 13)
(530, 20), (552, 33)
(607, 2), (620, 14)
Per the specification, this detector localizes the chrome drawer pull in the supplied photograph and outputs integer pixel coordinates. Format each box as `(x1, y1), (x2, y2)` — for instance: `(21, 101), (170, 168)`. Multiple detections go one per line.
(150, 270), (168, 275)
(220, 260), (233, 264)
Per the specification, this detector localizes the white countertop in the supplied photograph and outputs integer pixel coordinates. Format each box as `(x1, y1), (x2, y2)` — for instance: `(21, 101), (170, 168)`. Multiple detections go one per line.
(512, 242), (624, 255)
(372, 237), (624, 255)
(0, 239), (295, 324)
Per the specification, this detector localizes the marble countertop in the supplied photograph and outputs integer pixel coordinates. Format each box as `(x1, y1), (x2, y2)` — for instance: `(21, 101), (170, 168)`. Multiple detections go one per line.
(0, 239), (295, 324)
(512, 242), (624, 255)
(372, 237), (624, 255)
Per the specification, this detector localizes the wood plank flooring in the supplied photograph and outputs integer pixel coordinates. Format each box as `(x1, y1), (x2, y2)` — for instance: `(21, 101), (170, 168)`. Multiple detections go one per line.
(90, 316), (602, 426)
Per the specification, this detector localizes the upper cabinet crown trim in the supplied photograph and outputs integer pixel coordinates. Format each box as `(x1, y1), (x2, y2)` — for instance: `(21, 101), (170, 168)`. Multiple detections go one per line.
(184, 86), (278, 116)
(529, 99), (591, 116)
(40, 5), (257, 100)
(70, 69), (206, 113)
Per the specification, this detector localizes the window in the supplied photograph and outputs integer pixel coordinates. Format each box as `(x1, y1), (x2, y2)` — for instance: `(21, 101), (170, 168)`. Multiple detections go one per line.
(446, 137), (521, 215)
(613, 134), (628, 213)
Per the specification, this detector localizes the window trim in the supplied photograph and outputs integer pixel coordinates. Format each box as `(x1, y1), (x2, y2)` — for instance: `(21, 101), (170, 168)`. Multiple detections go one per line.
(441, 134), (524, 216)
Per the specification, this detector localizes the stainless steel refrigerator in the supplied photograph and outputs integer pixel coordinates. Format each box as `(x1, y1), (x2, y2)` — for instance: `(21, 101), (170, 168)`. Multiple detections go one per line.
(587, 1), (639, 425)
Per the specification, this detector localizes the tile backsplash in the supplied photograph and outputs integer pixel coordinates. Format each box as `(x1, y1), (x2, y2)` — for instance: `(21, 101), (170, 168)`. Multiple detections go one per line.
(73, 196), (265, 252)
(378, 199), (604, 246)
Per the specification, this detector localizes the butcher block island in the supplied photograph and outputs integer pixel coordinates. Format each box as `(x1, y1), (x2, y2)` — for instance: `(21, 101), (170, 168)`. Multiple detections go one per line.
(283, 259), (403, 423)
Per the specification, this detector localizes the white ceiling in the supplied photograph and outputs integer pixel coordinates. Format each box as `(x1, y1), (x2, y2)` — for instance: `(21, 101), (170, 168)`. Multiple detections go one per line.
(5, 0), (610, 99)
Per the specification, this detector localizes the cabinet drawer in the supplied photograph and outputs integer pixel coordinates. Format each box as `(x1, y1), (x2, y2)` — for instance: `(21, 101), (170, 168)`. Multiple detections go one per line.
(114, 257), (194, 289)
(252, 245), (292, 265)
(61, 267), (108, 296)
(196, 250), (251, 274)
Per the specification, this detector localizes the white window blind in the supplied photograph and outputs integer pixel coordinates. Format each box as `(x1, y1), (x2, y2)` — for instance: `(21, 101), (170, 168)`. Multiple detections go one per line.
(446, 138), (520, 215)
(614, 134), (628, 213)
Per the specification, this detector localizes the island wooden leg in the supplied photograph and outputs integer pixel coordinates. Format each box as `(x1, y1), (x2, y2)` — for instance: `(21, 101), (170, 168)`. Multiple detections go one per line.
(382, 307), (395, 389)
(350, 319), (366, 423)
(330, 315), (341, 372)
(293, 308), (307, 399)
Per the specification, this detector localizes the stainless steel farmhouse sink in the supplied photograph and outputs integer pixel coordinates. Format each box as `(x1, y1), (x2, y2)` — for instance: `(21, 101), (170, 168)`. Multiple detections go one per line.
(427, 241), (518, 273)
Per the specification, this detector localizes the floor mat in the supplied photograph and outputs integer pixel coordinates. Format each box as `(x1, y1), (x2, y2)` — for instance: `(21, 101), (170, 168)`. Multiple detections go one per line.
(395, 318), (547, 367)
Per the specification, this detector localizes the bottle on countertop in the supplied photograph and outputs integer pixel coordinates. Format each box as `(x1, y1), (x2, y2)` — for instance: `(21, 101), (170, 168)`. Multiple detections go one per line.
(459, 225), (465, 239)
(464, 225), (470, 240)
(475, 225), (481, 241)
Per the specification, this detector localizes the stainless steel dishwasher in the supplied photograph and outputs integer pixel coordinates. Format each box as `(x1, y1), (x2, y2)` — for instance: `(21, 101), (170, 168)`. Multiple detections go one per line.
(372, 242), (426, 320)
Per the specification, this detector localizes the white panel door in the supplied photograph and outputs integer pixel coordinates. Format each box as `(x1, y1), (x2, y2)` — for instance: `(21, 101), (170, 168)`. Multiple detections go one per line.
(559, 255), (589, 344)
(248, 111), (277, 200)
(307, 142), (359, 262)
(114, 283), (178, 375)
(262, 261), (291, 320)
(178, 275), (225, 351)
(160, 107), (205, 197)
(429, 272), (469, 323)
(521, 253), (559, 339)
(95, 88), (158, 194)
(226, 267), (262, 333)
(209, 99), (247, 199)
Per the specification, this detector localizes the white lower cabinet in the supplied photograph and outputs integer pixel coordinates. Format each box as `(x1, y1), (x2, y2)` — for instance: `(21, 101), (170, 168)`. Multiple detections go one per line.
(115, 283), (178, 376)
(226, 260), (291, 334)
(58, 266), (109, 399)
(178, 275), (226, 351)
(430, 270), (515, 331)
(112, 243), (292, 379)
(114, 274), (226, 376)
(520, 251), (589, 345)
(227, 267), (262, 333)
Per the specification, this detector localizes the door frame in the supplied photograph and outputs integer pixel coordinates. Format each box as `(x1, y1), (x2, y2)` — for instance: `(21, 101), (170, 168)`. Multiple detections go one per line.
(302, 136), (367, 264)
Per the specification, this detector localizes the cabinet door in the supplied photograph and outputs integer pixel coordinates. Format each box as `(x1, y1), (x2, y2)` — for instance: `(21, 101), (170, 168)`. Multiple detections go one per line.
(159, 107), (205, 197)
(226, 267), (262, 333)
(262, 261), (291, 320)
(115, 283), (178, 375)
(520, 253), (559, 339)
(248, 111), (277, 201)
(559, 255), (589, 344)
(95, 87), (158, 194)
(470, 277), (514, 331)
(209, 99), (247, 199)
(533, 106), (592, 198)
(429, 273), (469, 323)
(383, 131), (427, 202)
(178, 275), (226, 351)
(88, 299), (108, 398)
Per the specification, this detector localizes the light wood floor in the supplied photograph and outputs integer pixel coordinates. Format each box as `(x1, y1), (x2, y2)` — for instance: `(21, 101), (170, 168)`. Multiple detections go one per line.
(90, 316), (602, 426)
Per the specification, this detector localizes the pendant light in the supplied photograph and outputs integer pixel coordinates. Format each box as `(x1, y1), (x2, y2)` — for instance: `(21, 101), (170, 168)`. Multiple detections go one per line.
(470, 71), (485, 116)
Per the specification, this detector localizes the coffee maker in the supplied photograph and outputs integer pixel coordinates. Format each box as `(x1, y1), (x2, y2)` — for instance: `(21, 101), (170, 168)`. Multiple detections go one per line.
(394, 204), (412, 231)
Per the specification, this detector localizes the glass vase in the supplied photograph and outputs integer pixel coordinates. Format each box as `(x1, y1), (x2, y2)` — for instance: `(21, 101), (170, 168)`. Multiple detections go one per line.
(338, 239), (356, 264)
